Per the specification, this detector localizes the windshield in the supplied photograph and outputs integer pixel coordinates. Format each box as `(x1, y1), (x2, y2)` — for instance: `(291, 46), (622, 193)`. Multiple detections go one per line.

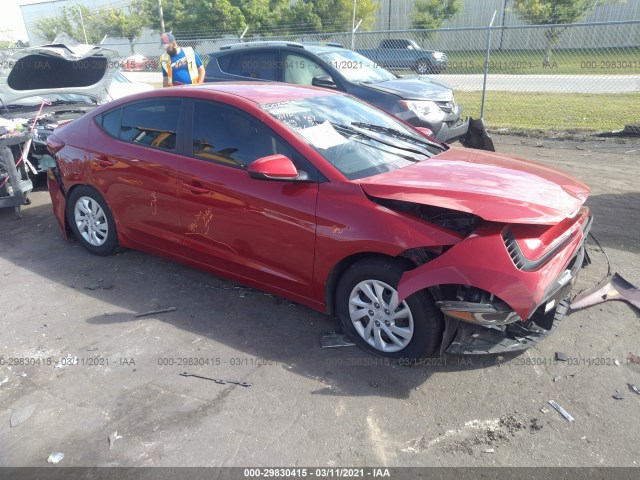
(316, 49), (396, 84)
(260, 94), (444, 180)
(112, 71), (131, 84)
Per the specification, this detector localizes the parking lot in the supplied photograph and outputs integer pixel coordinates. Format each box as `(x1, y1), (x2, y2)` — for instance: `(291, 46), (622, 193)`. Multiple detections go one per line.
(1, 134), (639, 468)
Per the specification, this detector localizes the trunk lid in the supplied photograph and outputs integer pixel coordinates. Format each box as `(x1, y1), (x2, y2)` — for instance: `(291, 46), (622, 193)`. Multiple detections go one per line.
(0, 43), (118, 106)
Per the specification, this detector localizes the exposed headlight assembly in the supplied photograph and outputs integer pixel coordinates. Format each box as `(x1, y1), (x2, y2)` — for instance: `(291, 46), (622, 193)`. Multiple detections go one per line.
(399, 100), (441, 118)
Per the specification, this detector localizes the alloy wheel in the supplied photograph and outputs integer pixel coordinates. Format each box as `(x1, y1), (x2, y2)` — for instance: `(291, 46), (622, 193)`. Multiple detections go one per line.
(348, 279), (414, 353)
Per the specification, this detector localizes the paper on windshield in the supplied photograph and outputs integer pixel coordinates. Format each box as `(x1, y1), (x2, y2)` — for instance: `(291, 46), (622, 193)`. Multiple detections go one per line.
(298, 121), (347, 149)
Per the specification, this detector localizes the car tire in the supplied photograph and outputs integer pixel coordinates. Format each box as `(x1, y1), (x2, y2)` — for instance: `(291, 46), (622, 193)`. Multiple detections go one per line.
(336, 258), (443, 362)
(415, 59), (433, 75)
(67, 186), (118, 256)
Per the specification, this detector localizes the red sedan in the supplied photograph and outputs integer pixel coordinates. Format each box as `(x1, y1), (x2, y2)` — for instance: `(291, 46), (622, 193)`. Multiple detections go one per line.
(46, 83), (592, 361)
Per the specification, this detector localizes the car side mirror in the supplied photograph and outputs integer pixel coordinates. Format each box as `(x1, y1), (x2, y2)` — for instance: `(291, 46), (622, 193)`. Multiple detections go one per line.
(312, 75), (336, 89)
(248, 154), (306, 181)
(415, 126), (434, 138)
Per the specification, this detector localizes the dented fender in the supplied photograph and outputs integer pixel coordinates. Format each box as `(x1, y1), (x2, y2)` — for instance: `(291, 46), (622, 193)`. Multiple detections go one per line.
(397, 217), (589, 321)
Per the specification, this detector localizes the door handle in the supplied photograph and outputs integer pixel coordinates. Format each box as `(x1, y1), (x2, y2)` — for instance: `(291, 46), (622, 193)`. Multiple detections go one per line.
(183, 182), (210, 194)
(94, 155), (116, 167)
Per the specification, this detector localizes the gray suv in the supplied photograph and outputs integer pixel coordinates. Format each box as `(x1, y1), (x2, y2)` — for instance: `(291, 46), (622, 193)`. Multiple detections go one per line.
(204, 42), (493, 150)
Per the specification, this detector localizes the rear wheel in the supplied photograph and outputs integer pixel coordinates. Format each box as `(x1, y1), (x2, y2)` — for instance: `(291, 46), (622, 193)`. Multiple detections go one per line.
(67, 186), (118, 256)
(336, 258), (443, 361)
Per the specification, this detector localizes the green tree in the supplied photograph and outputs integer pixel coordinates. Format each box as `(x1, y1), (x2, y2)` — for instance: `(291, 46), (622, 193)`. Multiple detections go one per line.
(33, 4), (107, 44)
(132, 0), (377, 37)
(412, 0), (461, 30)
(33, 14), (75, 43)
(312, 0), (379, 32)
(102, 7), (145, 53)
(512, 0), (617, 65)
(274, 0), (322, 35)
(133, 0), (246, 36)
(235, 0), (322, 36)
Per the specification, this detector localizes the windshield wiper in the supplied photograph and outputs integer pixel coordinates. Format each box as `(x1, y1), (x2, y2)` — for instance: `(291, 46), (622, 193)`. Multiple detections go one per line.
(351, 122), (443, 150)
(320, 121), (429, 159)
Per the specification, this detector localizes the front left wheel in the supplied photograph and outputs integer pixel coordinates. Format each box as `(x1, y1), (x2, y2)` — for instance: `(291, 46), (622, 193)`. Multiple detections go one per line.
(335, 258), (444, 361)
(66, 186), (118, 256)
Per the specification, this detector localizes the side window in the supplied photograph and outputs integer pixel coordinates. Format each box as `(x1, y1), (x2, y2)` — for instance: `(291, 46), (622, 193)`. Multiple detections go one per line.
(119, 100), (181, 151)
(191, 102), (290, 169)
(191, 101), (320, 180)
(217, 51), (278, 81)
(283, 54), (329, 86)
(98, 109), (121, 137)
(216, 54), (234, 73)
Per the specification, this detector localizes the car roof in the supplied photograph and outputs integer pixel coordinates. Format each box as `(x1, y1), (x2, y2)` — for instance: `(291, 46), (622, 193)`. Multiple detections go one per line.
(213, 42), (343, 56)
(158, 82), (339, 105)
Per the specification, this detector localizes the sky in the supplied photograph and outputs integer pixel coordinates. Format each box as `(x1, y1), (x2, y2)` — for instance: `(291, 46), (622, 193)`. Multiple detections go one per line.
(0, 0), (35, 42)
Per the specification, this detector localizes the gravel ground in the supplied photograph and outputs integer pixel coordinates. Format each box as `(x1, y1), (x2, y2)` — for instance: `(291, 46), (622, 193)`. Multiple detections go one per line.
(0, 134), (639, 468)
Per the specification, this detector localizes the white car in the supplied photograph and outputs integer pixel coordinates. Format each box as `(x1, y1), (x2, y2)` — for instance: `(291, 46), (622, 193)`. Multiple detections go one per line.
(0, 43), (152, 179)
(108, 70), (154, 100)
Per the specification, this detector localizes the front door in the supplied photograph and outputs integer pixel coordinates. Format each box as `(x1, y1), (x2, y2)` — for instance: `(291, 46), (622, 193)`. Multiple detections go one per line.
(175, 100), (319, 297)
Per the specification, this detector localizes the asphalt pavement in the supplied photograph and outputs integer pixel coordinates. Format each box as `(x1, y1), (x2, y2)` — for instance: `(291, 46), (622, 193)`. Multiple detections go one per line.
(1, 134), (639, 468)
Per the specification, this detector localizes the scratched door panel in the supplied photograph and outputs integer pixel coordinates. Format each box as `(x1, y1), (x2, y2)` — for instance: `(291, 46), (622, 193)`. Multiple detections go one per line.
(176, 157), (318, 297)
(176, 101), (318, 297)
(88, 100), (186, 254)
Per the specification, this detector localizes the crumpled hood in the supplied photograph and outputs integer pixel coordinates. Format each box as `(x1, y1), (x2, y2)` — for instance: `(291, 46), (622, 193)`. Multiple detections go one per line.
(364, 76), (453, 101)
(0, 43), (118, 105)
(358, 147), (590, 224)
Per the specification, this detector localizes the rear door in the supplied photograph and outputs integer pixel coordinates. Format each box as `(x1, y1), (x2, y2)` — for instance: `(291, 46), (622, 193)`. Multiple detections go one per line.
(214, 49), (282, 82)
(89, 99), (186, 253)
(174, 99), (320, 297)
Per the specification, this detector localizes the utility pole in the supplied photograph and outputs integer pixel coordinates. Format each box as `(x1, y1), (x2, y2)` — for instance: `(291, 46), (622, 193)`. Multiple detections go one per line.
(158, 0), (165, 33)
(351, 0), (357, 49)
(78, 6), (88, 44)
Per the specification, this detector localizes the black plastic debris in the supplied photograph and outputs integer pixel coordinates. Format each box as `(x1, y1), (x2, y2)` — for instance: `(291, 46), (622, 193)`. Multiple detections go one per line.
(597, 124), (640, 137)
(134, 307), (176, 318)
(179, 372), (251, 387)
(612, 391), (625, 400)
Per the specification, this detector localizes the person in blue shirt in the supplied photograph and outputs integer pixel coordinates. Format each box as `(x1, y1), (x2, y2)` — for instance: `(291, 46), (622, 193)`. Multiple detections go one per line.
(159, 32), (205, 87)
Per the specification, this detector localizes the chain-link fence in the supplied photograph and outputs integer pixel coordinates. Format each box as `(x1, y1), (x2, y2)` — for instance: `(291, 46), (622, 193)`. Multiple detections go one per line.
(3, 20), (638, 132)
(112, 20), (638, 131)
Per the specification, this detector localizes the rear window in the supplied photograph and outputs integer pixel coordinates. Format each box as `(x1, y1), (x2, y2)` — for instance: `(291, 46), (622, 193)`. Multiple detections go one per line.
(96, 100), (181, 152)
(99, 109), (121, 137)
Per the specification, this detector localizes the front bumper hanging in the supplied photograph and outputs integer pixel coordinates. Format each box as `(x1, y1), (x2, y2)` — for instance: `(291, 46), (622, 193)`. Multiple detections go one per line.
(442, 240), (588, 355)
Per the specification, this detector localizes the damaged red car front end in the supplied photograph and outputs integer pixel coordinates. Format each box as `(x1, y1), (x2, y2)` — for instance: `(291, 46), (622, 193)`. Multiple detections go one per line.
(358, 148), (592, 354)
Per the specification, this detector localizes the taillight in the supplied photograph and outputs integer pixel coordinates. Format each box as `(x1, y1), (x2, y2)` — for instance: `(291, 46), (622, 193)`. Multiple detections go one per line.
(47, 134), (65, 154)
